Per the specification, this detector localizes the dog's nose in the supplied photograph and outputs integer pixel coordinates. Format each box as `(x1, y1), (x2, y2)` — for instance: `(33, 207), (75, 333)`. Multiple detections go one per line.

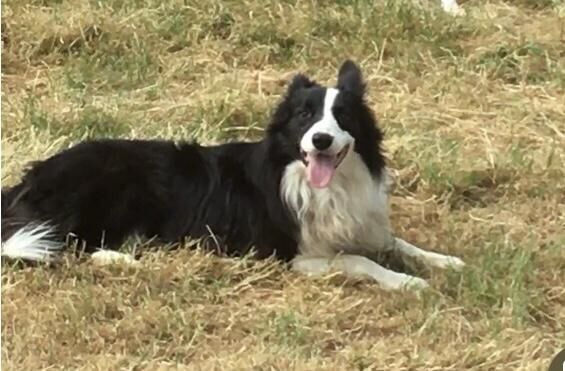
(312, 133), (334, 151)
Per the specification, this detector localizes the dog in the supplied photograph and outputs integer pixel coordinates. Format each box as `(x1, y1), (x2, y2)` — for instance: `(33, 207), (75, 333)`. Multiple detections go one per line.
(1, 60), (464, 290)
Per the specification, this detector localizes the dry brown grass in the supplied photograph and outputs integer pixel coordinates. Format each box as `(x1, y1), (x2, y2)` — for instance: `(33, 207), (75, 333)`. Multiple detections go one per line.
(1, 0), (564, 369)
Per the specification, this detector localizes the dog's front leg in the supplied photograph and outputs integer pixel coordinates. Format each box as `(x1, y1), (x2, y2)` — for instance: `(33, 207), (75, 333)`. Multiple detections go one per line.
(292, 254), (429, 290)
(392, 238), (465, 271)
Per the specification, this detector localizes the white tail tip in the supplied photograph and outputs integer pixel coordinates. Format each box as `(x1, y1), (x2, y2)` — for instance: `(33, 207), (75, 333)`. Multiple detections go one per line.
(1, 223), (62, 262)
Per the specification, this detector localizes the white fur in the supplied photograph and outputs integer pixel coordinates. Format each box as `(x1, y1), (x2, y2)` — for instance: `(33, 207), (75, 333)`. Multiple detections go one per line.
(1, 223), (62, 262)
(91, 250), (140, 267)
(441, 0), (465, 16)
(282, 152), (392, 258)
(292, 255), (429, 290)
(1, 224), (140, 267)
(300, 88), (353, 156)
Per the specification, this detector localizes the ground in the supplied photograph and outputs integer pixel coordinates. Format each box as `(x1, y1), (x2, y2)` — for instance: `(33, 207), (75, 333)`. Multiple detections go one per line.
(1, 0), (564, 369)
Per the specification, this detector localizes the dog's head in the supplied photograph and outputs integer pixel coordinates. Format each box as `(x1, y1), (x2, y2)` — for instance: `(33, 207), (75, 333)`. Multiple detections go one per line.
(268, 60), (384, 188)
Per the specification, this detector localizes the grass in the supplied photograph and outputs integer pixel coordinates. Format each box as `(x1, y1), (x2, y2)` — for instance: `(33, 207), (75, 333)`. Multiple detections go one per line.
(1, 0), (564, 369)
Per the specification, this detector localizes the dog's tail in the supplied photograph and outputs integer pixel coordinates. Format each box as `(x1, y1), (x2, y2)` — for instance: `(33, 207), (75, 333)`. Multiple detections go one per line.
(1, 186), (63, 262)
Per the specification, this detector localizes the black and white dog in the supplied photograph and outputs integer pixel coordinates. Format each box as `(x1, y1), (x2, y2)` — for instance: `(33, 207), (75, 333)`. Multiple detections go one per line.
(1, 61), (464, 290)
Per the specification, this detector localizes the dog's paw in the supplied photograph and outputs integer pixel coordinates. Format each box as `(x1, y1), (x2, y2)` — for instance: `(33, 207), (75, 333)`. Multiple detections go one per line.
(381, 273), (430, 291)
(429, 254), (466, 271)
(400, 276), (430, 291)
(444, 256), (466, 270)
(91, 250), (140, 267)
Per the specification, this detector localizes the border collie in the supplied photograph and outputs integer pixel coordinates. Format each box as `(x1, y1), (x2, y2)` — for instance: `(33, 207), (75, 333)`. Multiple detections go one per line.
(1, 60), (464, 290)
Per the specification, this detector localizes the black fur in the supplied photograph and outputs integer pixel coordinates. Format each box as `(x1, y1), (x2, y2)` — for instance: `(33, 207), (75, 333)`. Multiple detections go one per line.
(1, 60), (385, 261)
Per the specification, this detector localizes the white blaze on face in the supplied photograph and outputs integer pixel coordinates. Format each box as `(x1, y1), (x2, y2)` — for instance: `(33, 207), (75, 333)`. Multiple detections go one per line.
(300, 88), (354, 188)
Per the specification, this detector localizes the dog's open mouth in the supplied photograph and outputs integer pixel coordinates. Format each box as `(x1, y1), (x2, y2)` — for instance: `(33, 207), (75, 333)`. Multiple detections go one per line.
(300, 144), (350, 188)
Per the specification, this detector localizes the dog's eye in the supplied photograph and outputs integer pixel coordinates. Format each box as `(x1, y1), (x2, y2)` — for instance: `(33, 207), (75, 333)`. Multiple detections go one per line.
(298, 109), (312, 119)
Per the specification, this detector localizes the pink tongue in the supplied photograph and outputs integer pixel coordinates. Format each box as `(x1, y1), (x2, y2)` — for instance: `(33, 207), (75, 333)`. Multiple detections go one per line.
(306, 155), (336, 188)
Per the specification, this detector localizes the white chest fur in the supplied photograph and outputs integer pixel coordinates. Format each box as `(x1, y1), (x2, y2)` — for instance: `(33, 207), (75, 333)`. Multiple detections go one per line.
(281, 152), (393, 257)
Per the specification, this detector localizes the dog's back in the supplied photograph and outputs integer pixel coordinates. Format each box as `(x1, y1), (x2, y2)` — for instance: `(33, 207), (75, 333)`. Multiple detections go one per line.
(1, 138), (298, 262)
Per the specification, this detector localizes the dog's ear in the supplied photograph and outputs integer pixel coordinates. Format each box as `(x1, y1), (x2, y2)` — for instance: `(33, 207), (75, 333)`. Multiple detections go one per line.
(287, 73), (314, 94)
(267, 74), (313, 134)
(336, 60), (365, 96)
